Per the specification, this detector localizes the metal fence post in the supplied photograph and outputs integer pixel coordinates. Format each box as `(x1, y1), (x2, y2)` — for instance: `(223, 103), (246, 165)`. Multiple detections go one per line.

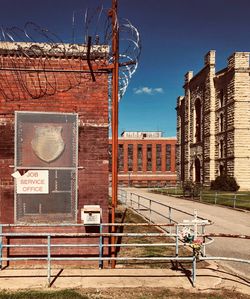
(149, 199), (152, 222)
(233, 194), (236, 209)
(47, 235), (51, 287)
(175, 225), (179, 269)
(0, 224), (2, 270)
(201, 224), (206, 257)
(169, 207), (172, 223)
(192, 254), (196, 287)
(99, 224), (103, 269)
(169, 207), (172, 234)
(215, 192), (217, 205)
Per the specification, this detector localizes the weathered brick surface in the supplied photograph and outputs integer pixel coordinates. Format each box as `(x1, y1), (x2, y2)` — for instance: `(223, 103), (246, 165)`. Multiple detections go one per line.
(0, 49), (109, 264)
(109, 137), (177, 186)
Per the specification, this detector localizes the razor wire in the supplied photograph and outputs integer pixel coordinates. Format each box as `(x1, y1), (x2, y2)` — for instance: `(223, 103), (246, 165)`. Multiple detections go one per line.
(0, 3), (141, 104)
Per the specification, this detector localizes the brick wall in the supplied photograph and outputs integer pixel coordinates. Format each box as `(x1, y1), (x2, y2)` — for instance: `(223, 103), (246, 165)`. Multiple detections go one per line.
(0, 51), (109, 265)
(109, 138), (177, 186)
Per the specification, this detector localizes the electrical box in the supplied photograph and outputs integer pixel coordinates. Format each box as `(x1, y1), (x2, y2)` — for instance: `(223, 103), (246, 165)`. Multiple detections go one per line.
(81, 205), (102, 225)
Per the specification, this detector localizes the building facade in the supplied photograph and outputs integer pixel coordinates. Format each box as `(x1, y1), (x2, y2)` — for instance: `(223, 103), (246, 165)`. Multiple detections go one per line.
(176, 50), (250, 190)
(0, 42), (109, 264)
(109, 131), (177, 186)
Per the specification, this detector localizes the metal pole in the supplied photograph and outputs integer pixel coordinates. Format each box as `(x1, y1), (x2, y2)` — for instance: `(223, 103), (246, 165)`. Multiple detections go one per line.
(169, 207), (172, 234)
(192, 254), (196, 287)
(193, 209), (198, 239)
(201, 224), (206, 256)
(149, 199), (152, 222)
(233, 194), (236, 209)
(47, 235), (51, 287)
(175, 225), (179, 269)
(169, 207), (172, 223)
(0, 225), (2, 270)
(99, 224), (103, 269)
(111, 0), (119, 269)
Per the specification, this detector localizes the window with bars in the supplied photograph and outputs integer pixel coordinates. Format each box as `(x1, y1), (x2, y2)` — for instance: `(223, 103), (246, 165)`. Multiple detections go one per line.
(137, 144), (143, 171)
(156, 144), (162, 171)
(166, 144), (171, 171)
(219, 113), (224, 132)
(219, 90), (224, 107)
(147, 144), (152, 171)
(118, 144), (124, 171)
(128, 144), (133, 171)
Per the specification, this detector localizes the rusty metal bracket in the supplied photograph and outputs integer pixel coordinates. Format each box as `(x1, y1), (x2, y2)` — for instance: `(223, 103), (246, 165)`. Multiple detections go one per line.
(87, 36), (96, 82)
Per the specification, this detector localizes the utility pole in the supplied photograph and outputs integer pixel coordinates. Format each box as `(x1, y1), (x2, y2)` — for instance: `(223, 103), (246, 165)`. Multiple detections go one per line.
(111, 0), (119, 269)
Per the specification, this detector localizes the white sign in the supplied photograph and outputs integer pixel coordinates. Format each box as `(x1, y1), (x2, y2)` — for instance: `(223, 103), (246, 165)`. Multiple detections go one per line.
(14, 170), (49, 194)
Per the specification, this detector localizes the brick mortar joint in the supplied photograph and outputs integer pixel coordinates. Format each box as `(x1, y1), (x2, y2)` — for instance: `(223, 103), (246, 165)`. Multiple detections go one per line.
(79, 121), (109, 128)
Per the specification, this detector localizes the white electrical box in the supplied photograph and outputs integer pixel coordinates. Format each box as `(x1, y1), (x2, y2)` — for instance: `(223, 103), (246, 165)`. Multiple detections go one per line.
(81, 205), (102, 225)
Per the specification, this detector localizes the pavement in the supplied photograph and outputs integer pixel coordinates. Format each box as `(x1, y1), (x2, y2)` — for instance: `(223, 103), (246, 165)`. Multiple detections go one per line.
(0, 266), (249, 295)
(120, 188), (250, 279)
(0, 188), (249, 295)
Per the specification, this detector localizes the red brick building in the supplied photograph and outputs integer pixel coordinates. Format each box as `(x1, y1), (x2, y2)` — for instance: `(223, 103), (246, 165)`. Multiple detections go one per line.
(0, 42), (109, 265)
(109, 131), (177, 187)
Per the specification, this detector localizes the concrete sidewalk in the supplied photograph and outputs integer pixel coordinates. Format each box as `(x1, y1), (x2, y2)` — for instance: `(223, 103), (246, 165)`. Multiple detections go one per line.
(0, 266), (249, 295)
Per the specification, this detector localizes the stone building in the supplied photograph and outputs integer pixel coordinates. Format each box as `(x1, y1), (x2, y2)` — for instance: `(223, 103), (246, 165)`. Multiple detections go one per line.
(176, 50), (250, 190)
(109, 131), (177, 186)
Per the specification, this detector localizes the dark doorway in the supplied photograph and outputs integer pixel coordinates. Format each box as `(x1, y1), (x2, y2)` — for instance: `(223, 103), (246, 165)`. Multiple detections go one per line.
(195, 158), (201, 183)
(219, 164), (224, 176)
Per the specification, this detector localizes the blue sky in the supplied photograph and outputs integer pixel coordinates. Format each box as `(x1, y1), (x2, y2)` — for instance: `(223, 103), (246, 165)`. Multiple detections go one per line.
(1, 0), (250, 136)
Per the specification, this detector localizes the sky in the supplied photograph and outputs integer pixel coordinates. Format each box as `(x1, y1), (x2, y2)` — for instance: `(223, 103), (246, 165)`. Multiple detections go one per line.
(0, 0), (250, 137)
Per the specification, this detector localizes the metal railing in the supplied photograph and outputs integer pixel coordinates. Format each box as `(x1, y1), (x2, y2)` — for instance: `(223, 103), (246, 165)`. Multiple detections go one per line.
(199, 191), (250, 209)
(0, 221), (214, 287)
(118, 189), (211, 223)
(117, 189), (250, 275)
(149, 186), (250, 210)
(0, 190), (249, 288)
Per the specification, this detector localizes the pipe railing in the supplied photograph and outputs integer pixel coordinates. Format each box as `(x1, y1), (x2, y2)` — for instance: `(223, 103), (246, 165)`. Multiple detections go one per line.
(0, 221), (215, 287)
(0, 221), (249, 287)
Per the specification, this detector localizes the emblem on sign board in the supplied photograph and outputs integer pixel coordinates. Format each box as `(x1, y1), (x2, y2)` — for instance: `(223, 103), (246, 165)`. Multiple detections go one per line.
(31, 126), (65, 163)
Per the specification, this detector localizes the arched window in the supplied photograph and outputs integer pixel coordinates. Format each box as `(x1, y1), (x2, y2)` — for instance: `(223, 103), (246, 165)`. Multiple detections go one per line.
(195, 99), (201, 143)
(219, 113), (224, 132)
(219, 139), (224, 158)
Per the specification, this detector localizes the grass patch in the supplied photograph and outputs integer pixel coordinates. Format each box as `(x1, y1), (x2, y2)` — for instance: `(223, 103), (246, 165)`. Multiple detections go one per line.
(0, 288), (248, 299)
(152, 187), (183, 196)
(114, 205), (207, 269)
(151, 189), (250, 210)
(0, 289), (87, 299)
(201, 191), (250, 210)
